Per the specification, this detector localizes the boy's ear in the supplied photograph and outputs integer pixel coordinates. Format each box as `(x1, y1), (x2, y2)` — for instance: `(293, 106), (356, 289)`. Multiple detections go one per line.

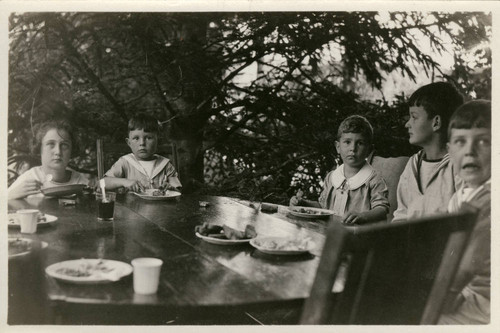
(432, 115), (442, 131)
(335, 141), (340, 154)
(446, 142), (450, 152)
(125, 137), (131, 147)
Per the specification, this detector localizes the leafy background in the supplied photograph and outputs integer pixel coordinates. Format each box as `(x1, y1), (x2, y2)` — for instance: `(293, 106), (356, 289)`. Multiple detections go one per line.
(8, 12), (491, 204)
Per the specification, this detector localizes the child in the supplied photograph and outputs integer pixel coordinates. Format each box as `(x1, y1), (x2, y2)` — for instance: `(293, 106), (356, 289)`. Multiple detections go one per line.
(438, 100), (491, 325)
(392, 82), (463, 221)
(8, 119), (89, 200)
(290, 115), (389, 224)
(104, 114), (181, 192)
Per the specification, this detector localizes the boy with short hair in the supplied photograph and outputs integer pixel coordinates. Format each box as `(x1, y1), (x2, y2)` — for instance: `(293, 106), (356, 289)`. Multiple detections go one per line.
(290, 115), (389, 224)
(392, 82), (463, 221)
(104, 114), (181, 192)
(439, 100), (491, 325)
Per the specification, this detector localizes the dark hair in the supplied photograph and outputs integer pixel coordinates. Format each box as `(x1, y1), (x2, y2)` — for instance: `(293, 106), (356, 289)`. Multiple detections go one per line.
(408, 82), (464, 143)
(337, 115), (374, 144)
(448, 100), (491, 138)
(31, 119), (77, 157)
(128, 114), (161, 135)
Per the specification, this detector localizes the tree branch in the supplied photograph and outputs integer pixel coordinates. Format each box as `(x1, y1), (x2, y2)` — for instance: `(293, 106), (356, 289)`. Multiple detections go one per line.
(50, 15), (128, 122)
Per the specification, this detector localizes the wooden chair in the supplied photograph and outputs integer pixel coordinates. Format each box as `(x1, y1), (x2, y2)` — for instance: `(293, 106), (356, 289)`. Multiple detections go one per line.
(96, 139), (179, 179)
(367, 152), (409, 221)
(300, 208), (478, 325)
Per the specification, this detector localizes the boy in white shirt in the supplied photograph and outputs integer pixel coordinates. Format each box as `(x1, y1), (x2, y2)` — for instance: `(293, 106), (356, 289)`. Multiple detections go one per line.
(439, 100), (491, 325)
(392, 82), (463, 221)
(104, 115), (181, 192)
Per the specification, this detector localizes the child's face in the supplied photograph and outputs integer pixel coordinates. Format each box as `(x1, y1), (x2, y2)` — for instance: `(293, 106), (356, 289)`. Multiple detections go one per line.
(448, 127), (491, 188)
(41, 128), (72, 171)
(405, 105), (437, 146)
(126, 129), (158, 161)
(335, 132), (371, 169)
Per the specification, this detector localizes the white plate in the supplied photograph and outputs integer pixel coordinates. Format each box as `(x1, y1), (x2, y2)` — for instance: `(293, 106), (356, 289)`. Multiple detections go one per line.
(287, 206), (334, 219)
(9, 238), (48, 258)
(195, 232), (254, 245)
(134, 190), (181, 201)
(45, 259), (133, 284)
(8, 213), (58, 228)
(41, 184), (86, 197)
(250, 236), (314, 255)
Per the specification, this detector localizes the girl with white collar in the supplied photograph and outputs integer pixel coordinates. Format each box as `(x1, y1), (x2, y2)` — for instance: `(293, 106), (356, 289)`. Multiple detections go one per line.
(290, 115), (389, 224)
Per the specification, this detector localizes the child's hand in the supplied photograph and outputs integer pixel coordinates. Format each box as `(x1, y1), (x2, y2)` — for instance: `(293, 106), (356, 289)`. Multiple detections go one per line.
(9, 179), (42, 200)
(289, 189), (304, 206)
(124, 180), (146, 193)
(341, 212), (367, 225)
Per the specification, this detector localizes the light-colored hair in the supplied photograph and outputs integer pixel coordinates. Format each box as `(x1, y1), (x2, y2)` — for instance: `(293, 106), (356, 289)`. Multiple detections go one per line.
(337, 115), (373, 144)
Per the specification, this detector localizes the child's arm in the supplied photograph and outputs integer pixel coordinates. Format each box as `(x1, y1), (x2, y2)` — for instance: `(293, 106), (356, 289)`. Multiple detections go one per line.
(159, 160), (182, 191)
(8, 170), (42, 200)
(289, 189), (322, 208)
(103, 158), (146, 192)
(342, 173), (390, 224)
(392, 162), (411, 222)
(341, 206), (387, 224)
(104, 177), (145, 192)
(8, 178), (42, 200)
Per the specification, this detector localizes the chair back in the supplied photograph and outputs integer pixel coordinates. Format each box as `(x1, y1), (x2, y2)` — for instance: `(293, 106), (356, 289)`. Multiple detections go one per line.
(368, 154), (409, 221)
(96, 139), (179, 179)
(300, 209), (477, 325)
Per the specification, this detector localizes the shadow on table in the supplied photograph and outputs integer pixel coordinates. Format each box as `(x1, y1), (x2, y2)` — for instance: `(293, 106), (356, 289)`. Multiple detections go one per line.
(49, 301), (304, 325)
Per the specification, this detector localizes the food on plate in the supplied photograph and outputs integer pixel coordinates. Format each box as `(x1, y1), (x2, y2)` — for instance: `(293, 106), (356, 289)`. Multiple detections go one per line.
(195, 222), (224, 236)
(37, 212), (47, 223)
(55, 259), (114, 278)
(139, 188), (176, 197)
(293, 207), (329, 215)
(152, 190), (164, 196)
(223, 224), (257, 240)
(9, 212), (47, 224)
(253, 237), (312, 251)
(8, 238), (32, 256)
(195, 222), (257, 240)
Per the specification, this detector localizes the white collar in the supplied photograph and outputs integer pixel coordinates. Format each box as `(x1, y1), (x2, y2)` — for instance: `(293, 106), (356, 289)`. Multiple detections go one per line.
(330, 162), (374, 190)
(123, 153), (169, 179)
(457, 179), (491, 204)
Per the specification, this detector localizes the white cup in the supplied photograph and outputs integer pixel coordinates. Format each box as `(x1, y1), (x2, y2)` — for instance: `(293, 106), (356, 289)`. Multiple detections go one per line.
(17, 209), (39, 234)
(131, 258), (163, 295)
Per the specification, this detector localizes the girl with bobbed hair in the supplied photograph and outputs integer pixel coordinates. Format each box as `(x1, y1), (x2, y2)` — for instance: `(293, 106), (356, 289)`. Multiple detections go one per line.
(8, 119), (89, 200)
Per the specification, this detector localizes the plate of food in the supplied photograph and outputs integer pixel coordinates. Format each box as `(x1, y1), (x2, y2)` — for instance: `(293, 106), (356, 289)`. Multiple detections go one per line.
(45, 259), (133, 284)
(134, 189), (181, 201)
(287, 206), (334, 219)
(41, 184), (86, 197)
(250, 236), (314, 255)
(8, 238), (48, 259)
(8, 212), (58, 228)
(195, 223), (257, 245)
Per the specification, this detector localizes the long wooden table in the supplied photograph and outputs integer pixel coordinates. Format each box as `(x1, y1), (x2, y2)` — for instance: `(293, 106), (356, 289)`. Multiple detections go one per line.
(8, 193), (333, 325)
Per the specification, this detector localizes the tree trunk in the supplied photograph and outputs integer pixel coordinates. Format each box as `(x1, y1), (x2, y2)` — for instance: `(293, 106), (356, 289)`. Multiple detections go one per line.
(164, 17), (210, 192)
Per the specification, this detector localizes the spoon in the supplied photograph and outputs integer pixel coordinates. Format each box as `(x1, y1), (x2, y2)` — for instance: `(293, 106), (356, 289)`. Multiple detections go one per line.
(99, 179), (108, 202)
